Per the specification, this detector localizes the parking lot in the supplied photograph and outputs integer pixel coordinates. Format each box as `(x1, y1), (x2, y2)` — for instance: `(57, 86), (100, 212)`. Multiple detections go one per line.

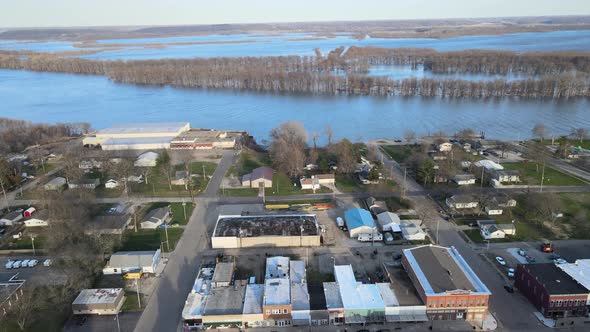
(1, 255), (69, 285)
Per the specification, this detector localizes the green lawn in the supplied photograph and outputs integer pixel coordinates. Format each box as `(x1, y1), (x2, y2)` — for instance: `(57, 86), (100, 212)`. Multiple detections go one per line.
(222, 172), (332, 197)
(462, 222), (549, 243)
(122, 291), (144, 311)
(381, 145), (423, 163)
(265, 198), (334, 205)
(130, 161), (217, 197)
(95, 185), (124, 198)
(0, 308), (66, 332)
(335, 174), (396, 193)
(502, 162), (587, 186)
(544, 139), (590, 150)
(557, 193), (590, 238)
(119, 228), (184, 252)
(227, 150), (271, 177)
(145, 201), (194, 225)
(379, 196), (412, 211)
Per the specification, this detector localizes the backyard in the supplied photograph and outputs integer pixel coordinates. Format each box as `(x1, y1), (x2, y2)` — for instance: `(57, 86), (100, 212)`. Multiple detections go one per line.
(381, 144), (423, 164)
(119, 228), (184, 252)
(130, 161), (217, 197)
(502, 162), (587, 186)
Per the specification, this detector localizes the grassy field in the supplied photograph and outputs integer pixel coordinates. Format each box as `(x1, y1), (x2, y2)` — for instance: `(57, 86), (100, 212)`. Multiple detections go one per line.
(130, 161), (217, 197)
(223, 172), (332, 197)
(122, 291), (144, 311)
(119, 228), (184, 252)
(502, 162), (587, 186)
(336, 174), (396, 193)
(0, 308), (66, 332)
(227, 150), (271, 177)
(462, 221), (550, 243)
(544, 139), (590, 150)
(381, 145), (423, 163)
(558, 193), (590, 239)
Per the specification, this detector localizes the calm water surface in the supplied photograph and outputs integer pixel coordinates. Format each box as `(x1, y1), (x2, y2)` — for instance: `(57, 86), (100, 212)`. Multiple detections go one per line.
(1, 69), (588, 143)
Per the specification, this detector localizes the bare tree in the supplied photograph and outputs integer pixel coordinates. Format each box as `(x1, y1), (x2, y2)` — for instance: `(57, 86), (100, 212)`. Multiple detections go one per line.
(455, 128), (475, 141)
(111, 158), (135, 196)
(157, 151), (173, 190)
(404, 130), (416, 143)
(325, 125), (334, 146)
(532, 123), (548, 142)
(334, 138), (357, 174)
(5, 286), (42, 331)
(526, 141), (548, 173)
(269, 121), (308, 177)
(571, 127), (588, 143)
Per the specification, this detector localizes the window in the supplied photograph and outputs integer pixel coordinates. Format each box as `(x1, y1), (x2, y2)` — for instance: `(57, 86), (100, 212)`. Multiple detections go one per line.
(469, 300), (474, 306)
(550, 301), (554, 307)
(283, 309), (288, 314)
(556, 300), (562, 307)
(432, 300), (437, 307)
(440, 302), (444, 307)
(446, 300), (450, 307)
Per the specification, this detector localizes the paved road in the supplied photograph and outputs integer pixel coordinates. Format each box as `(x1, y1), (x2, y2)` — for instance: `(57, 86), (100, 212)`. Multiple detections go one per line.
(133, 151), (235, 332)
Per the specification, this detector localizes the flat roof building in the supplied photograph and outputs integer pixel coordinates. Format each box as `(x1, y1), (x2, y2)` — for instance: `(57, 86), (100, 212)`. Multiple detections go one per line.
(182, 267), (214, 329)
(72, 288), (125, 315)
(212, 214), (320, 248)
(212, 262), (235, 288)
(83, 122), (190, 149)
(202, 282), (247, 328)
(334, 265), (385, 324)
(402, 245), (491, 323)
(102, 250), (161, 275)
(170, 129), (238, 150)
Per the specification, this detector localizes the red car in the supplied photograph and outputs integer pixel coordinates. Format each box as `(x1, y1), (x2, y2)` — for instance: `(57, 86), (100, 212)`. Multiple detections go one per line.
(541, 243), (554, 253)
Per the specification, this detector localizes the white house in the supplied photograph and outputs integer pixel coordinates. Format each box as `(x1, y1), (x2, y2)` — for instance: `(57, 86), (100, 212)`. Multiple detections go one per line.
(105, 179), (120, 189)
(314, 174), (335, 185)
(24, 218), (48, 227)
(438, 142), (453, 152)
(493, 170), (521, 183)
(140, 206), (172, 229)
(400, 223), (426, 241)
(300, 177), (320, 191)
(134, 152), (159, 167)
(452, 174), (476, 186)
(127, 175), (144, 183)
(102, 250), (162, 275)
(480, 224), (506, 240)
(497, 224), (516, 236)
(44, 177), (66, 191)
(445, 195), (479, 210)
(68, 178), (100, 189)
(79, 159), (103, 171)
(485, 205), (504, 215)
(376, 212), (401, 232)
(241, 167), (273, 188)
(171, 171), (189, 186)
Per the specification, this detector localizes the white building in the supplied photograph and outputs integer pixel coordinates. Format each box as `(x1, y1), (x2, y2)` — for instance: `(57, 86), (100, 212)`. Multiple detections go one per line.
(438, 142), (453, 152)
(480, 224), (505, 240)
(376, 212), (401, 232)
(140, 206), (172, 229)
(134, 151), (159, 167)
(242, 284), (267, 328)
(400, 223), (427, 241)
(452, 174), (476, 186)
(105, 179), (120, 189)
(474, 160), (504, 171)
(445, 195), (479, 210)
(556, 259), (590, 305)
(24, 218), (48, 227)
(44, 177), (66, 191)
(102, 250), (161, 275)
(72, 288), (125, 315)
(344, 208), (376, 238)
(83, 122), (190, 149)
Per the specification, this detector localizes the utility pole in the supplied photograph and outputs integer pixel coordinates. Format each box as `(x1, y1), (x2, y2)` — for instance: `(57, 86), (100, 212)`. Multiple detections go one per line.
(136, 278), (141, 309)
(182, 200), (187, 221)
(402, 167), (407, 199)
(164, 225), (170, 252)
(30, 236), (36, 255)
(115, 313), (121, 332)
(202, 164), (206, 181)
(540, 161), (546, 193)
(480, 166), (485, 188)
(436, 219), (440, 245)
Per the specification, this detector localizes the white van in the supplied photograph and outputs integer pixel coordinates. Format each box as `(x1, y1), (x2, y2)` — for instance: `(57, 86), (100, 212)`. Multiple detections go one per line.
(336, 217), (347, 230)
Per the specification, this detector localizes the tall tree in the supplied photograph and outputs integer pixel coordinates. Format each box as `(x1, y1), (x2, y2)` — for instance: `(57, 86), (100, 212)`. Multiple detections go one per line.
(157, 151), (173, 190)
(571, 127), (588, 143)
(404, 130), (416, 142)
(269, 121), (308, 177)
(532, 123), (548, 142)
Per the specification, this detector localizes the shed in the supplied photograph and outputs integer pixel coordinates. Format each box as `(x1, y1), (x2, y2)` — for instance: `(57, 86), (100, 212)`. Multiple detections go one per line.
(23, 207), (36, 218)
(344, 208), (376, 238)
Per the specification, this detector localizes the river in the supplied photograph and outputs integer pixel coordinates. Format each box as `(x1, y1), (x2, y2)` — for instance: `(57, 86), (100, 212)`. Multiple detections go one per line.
(1, 69), (589, 143)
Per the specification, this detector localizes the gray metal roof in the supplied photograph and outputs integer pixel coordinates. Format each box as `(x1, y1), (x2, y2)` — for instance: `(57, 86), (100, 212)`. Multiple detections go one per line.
(107, 251), (158, 268)
(203, 282), (247, 315)
(212, 262), (234, 285)
(143, 206), (170, 223)
(97, 122), (189, 135)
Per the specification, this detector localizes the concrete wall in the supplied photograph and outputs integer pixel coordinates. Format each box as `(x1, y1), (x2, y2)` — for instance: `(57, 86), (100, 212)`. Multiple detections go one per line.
(251, 178), (272, 188)
(242, 313), (267, 328)
(212, 236), (320, 249)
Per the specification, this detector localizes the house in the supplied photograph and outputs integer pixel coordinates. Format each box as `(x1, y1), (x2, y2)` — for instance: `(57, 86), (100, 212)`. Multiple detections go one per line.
(344, 208), (376, 238)
(364, 197), (387, 216)
(376, 212), (401, 232)
(134, 151), (159, 167)
(68, 178), (100, 189)
(515, 264), (589, 325)
(480, 224), (505, 240)
(493, 170), (521, 183)
(72, 288), (125, 315)
(300, 177), (320, 191)
(140, 206), (172, 229)
(402, 245), (491, 322)
(430, 152), (447, 161)
(400, 223), (426, 241)
(460, 161), (471, 168)
(452, 174), (476, 186)
(438, 142), (453, 152)
(171, 170), (189, 186)
(314, 174), (335, 185)
(102, 250), (162, 275)
(105, 179), (120, 189)
(474, 160), (504, 172)
(44, 177), (66, 191)
(78, 159), (103, 171)
(88, 212), (133, 235)
(433, 174), (448, 184)
(445, 195), (479, 210)
(0, 210), (23, 226)
(484, 204), (504, 215)
(242, 167), (273, 188)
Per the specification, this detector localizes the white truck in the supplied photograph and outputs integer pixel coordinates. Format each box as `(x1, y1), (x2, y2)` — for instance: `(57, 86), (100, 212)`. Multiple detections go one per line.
(358, 233), (383, 242)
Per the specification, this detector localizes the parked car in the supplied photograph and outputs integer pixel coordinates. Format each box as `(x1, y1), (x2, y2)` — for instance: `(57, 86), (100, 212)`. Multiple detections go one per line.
(27, 259), (38, 267)
(553, 258), (568, 265)
(43, 259), (52, 267)
(507, 268), (515, 278)
(504, 285), (514, 293)
(541, 242), (554, 253)
(496, 256), (506, 266)
(12, 260), (22, 269)
(5, 261), (14, 269)
(20, 260), (30, 267)
(517, 249), (526, 256)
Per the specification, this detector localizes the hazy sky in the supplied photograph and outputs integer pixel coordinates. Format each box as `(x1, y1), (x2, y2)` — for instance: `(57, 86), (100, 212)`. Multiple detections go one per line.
(1, 0), (588, 28)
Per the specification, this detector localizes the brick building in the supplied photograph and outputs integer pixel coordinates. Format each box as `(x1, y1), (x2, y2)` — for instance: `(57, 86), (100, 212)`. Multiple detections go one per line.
(402, 245), (491, 322)
(515, 264), (589, 323)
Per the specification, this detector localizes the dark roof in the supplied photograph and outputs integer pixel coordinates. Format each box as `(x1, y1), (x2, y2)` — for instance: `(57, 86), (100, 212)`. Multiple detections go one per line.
(522, 263), (589, 295)
(406, 245), (476, 293)
(251, 167), (273, 181)
(143, 206), (170, 223)
(308, 284), (327, 310)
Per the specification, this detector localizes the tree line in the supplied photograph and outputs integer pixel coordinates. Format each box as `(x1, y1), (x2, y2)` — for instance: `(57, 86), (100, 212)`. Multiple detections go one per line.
(1, 50), (589, 98)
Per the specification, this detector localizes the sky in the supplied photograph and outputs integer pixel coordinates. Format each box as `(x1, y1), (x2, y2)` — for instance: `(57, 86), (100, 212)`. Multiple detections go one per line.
(0, 0), (588, 28)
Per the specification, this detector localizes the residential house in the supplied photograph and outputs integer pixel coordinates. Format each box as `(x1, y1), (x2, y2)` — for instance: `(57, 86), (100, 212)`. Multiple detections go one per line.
(480, 224), (505, 240)
(105, 179), (120, 189)
(400, 223), (426, 241)
(364, 197), (387, 217)
(78, 159), (103, 171)
(445, 195), (479, 210)
(0, 210), (23, 226)
(300, 177), (320, 191)
(496, 224), (516, 236)
(344, 208), (376, 238)
(493, 170), (521, 183)
(484, 204), (504, 215)
(44, 177), (66, 191)
(134, 151), (159, 167)
(140, 206), (172, 229)
(376, 212), (401, 232)
(68, 177), (100, 189)
(102, 250), (162, 275)
(127, 175), (144, 183)
(452, 174), (476, 186)
(88, 212), (132, 235)
(433, 174), (449, 184)
(402, 245), (491, 322)
(438, 142), (453, 152)
(515, 264), (589, 325)
(314, 174), (335, 185)
(430, 152), (447, 161)
(242, 167), (273, 188)
(23, 210), (49, 227)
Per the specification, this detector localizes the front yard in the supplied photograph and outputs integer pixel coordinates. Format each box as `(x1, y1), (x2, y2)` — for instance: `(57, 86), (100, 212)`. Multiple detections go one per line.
(502, 162), (587, 186)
